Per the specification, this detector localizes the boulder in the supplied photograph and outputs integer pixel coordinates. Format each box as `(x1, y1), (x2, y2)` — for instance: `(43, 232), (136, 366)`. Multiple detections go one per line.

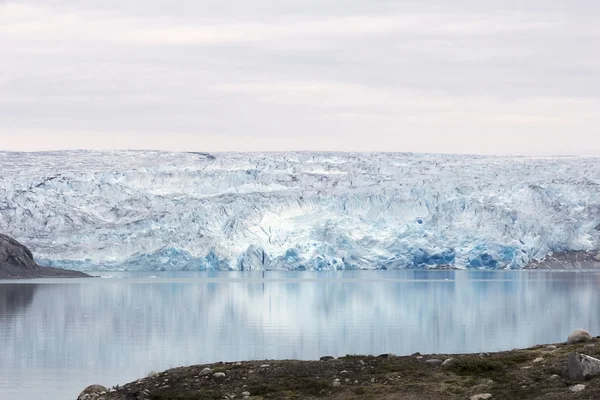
(425, 359), (443, 366)
(570, 384), (586, 392)
(320, 356), (335, 361)
(567, 352), (600, 381)
(78, 385), (107, 400)
(568, 329), (592, 344)
(441, 358), (456, 368)
(470, 394), (492, 400)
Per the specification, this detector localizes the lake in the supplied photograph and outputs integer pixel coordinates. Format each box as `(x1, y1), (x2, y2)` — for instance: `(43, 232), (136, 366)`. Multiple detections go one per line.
(1, 270), (599, 399)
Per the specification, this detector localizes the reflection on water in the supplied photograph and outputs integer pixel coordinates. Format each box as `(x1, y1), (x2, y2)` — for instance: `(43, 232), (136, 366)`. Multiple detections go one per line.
(0, 270), (599, 400)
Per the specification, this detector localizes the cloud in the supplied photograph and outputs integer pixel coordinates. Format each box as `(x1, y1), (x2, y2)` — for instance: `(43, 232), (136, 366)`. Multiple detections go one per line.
(0, 1), (599, 154)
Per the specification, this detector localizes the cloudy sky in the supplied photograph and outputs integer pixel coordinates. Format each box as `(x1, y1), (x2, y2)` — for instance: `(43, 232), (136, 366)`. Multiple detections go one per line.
(1, 0), (599, 154)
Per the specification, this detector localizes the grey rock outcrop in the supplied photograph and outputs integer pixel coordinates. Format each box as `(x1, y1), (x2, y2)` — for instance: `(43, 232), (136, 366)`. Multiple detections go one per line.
(525, 251), (600, 269)
(0, 233), (89, 279)
(0, 233), (39, 271)
(567, 352), (600, 381)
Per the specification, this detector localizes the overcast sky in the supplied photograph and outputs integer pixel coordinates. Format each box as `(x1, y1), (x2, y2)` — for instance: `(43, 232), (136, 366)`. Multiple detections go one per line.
(1, 1), (599, 155)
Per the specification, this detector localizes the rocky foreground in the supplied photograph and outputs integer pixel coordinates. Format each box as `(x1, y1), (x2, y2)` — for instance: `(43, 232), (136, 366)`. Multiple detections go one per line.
(80, 330), (600, 400)
(0, 233), (89, 279)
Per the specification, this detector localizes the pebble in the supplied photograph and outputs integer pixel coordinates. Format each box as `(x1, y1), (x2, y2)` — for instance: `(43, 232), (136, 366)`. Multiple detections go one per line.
(241, 392), (250, 396)
(548, 374), (560, 381)
(570, 384), (586, 392)
(340, 370), (349, 375)
(332, 379), (341, 387)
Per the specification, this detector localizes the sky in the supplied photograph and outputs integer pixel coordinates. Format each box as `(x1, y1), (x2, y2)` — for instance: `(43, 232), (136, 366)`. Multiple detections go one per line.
(1, 0), (599, 155)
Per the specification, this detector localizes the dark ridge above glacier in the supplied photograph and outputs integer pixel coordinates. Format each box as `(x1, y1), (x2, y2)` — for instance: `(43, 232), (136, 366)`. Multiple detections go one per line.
(1, 151), (599, 271)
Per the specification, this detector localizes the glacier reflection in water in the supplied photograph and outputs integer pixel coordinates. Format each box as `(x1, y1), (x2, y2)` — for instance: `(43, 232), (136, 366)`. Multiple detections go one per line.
(0, 270), (599, 400)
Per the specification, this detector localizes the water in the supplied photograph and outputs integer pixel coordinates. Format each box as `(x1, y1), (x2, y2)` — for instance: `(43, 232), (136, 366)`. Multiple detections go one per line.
(1, 270), (599, 400)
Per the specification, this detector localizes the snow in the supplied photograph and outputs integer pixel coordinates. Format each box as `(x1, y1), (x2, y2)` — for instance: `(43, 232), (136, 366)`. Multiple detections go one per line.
(1, 150), (599, 271)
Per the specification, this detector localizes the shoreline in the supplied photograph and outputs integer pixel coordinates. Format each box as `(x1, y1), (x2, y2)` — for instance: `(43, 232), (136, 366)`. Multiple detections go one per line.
(81, 337), (600, 400)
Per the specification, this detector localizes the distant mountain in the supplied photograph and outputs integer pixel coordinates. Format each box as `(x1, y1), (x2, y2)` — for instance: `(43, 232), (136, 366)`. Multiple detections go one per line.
(0, 233), (89, 279)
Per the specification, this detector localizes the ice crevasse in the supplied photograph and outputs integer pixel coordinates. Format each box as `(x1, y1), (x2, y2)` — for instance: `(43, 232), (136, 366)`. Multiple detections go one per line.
(1, 150), (599, 271)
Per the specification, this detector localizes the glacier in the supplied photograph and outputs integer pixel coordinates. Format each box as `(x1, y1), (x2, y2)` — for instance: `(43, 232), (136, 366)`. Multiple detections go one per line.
(0, 150), (599, 271)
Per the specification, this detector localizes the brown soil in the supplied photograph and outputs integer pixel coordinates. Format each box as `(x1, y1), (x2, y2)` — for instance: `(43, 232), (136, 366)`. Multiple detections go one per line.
(97, 338), (600, 400)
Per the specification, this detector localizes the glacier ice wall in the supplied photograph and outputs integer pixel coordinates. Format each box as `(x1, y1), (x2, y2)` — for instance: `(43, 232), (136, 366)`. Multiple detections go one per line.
(1, 150), (599, 271)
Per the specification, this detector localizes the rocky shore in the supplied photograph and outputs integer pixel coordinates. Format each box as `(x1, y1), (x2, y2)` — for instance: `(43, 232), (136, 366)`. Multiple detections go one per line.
(524, 250), (600, 270)
(80, 330), (600, 400)
(0, 233), (89, 279)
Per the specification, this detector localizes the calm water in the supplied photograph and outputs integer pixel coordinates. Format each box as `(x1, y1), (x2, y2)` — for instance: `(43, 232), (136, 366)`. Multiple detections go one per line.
(1, 270), (599, 400)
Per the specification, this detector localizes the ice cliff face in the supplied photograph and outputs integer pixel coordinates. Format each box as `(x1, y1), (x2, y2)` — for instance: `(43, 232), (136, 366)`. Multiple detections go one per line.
(1, 151), (599, 271)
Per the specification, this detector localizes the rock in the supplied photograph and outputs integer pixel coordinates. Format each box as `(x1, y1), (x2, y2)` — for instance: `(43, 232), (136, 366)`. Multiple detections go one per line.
(340, 370), (349, 375)
(377, 353), (389, 358)
(567, 352), (600, 381)
(533, 357), (544, 363)
(548, 374), (560, 381)
(332, 378), (341, 387)
(199, 367), (213, 376)
(567, 329), (592, 344)
(354, 380), (359, 384)
(441, 358), (456, 368)
(425, 359), (443, 366)
(358, 360), (365, 365)
(470, 394), (492, 400)
(213, 372), (226, 379)
(543, 345), (557, 351)
(570, 384), (586, 392)
(479, 352), (490, 358)
(259, 364), (270, 368)
(320, 356), (335, 361)
(78, 385), (108, 400)
(241, 392), (250, 397)
(345, 378), (350, 383)
(0, 233), (89, 279)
